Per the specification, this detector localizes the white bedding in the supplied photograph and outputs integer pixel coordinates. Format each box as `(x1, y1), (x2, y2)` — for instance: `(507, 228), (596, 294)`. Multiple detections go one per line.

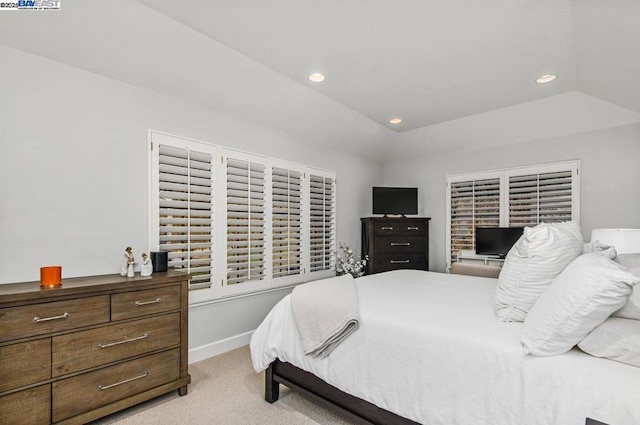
(250, 270), (640, 425)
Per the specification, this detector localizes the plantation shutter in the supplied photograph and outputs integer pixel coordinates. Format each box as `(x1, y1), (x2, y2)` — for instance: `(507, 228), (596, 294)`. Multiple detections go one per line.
(272, 167), (302, 278)
(449, 177), (500, 265)
(309, 175), (335, 272)
(158, 145), (213, 291)
(509, 170), (573, 227)
(151, 131), (338, 301)
(226, 157), (266, 285)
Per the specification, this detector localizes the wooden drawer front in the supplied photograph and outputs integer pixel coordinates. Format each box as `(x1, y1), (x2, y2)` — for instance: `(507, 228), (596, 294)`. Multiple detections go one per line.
(52, 348), (180, 422)
(111, 285), (180, 321)
(0, 384), (51, 425)
(0, 339), (51, 393)
(373, 236), (425, 254)
(373, 254), (427, 273)
(373, 221), (426, 237)
(52, 313), (180, 377)
(0, 296), (110, 343)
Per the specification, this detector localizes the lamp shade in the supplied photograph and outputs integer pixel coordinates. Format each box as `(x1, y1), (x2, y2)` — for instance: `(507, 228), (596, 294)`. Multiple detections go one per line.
(590, 229), (640, 254)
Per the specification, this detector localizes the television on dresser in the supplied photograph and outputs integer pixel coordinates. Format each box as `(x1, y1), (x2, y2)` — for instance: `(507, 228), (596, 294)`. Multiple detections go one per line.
(475, 227), (523, 258)
(372, 187), (418, 216)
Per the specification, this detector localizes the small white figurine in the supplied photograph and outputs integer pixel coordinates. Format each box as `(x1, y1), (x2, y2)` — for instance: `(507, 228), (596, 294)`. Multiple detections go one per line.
(140, 252), (153, 277)
(121, 246), (135, 277)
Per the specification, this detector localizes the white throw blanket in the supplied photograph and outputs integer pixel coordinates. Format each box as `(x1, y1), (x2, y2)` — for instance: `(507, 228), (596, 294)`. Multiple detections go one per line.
(290, 274), (360, 358)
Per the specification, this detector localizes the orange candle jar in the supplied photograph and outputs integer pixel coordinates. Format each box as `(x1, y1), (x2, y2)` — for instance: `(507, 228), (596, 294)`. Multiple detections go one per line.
(40, 266), (62, 288)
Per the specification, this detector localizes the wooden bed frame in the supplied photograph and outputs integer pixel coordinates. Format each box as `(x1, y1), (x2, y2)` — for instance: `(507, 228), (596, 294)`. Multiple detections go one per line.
(265, 359), (419, 425)
(265, 359), (608, 425)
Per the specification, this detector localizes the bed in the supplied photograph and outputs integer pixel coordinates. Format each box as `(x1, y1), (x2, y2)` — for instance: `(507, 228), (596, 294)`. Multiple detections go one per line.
(250, 269), (640, 425)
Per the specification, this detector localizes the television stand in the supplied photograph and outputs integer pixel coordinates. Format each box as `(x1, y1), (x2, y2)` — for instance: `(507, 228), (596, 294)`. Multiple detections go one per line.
(456, 250), (505, 267)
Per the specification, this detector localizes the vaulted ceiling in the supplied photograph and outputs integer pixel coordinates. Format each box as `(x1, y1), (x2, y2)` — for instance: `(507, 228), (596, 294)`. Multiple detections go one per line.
(142, 0), (582, 132)
(1, 0), (639, 160)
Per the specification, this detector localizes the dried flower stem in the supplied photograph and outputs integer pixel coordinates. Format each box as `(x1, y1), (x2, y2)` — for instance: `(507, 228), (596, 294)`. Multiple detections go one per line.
(335, 241), (368, 278)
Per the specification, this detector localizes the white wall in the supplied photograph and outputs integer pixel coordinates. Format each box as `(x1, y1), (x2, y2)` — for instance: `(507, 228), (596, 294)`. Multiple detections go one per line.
(382, 123), (640, 272)
(6, 41), (638, 362)
(0, 46), (382, 359)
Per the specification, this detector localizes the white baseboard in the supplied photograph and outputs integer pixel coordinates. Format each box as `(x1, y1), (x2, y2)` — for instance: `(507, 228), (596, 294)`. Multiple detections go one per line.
(188, 330), (254, 364)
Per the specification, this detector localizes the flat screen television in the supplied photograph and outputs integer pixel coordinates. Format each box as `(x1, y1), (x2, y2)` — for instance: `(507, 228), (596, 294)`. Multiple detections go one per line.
(475, 227), (523, 258)
(372, 187), (418, 216)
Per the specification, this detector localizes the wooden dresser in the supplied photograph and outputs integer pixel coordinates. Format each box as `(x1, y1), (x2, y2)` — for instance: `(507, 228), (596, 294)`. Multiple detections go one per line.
(361, 217), (431, 275)
(0, 271), (190, 425)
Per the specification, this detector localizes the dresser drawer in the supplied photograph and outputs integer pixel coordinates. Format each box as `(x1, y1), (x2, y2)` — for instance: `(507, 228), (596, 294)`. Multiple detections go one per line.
(111, 285), (180, 321)
(52, 313), (180, 377)
(0, 339), (51, 393)
(373, 254), (427, 273)
(0, 384), (51, 425)
(373, 236), (425, 254)
(0, 296), (110, 343)
(52, 348), (180, 422)
(373, 221), (427, 237)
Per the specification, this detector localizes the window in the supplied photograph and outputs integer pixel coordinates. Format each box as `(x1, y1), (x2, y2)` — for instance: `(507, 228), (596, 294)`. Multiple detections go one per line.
(448, 176), (501, 266)
(309, 173), (336, 273)
(156, 144), (213, 291)
(446, 161), (579, 270)
(225, 157), (266, 286)
(507, 169), (574, 226)
(272, 167), (302, 278)
(149, 131), (336, 302)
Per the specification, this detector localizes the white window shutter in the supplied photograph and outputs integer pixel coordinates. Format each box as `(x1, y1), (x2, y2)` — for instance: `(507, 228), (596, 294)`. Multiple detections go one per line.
(151, 131), (337, 301)
(446, 160), (579, 271)
(449, 177), (501, 265)
(272, 167), (302, 278)
(509, 170), (574, 226)
(157, 144), (213, 291)
(226, 157), (266, 285)
(309, 174), (336, 272)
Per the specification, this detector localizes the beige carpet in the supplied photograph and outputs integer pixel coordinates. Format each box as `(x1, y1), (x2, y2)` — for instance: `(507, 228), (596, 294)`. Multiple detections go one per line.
(91, 345), (353, 424)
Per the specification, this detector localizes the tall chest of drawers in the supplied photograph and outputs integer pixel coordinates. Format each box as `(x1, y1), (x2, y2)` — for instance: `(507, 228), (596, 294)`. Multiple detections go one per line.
(361, 217), (431, 275)
(0, 271), (190, 425)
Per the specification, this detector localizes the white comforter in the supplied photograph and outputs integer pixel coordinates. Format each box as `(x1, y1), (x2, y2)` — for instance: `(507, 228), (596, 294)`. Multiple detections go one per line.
(250, 270), (640, 425)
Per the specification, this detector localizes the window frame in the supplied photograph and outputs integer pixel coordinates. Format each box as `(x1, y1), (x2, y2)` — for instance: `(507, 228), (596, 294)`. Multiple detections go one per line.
(445, 160), (580, 271)
(148, 130), (336, 305)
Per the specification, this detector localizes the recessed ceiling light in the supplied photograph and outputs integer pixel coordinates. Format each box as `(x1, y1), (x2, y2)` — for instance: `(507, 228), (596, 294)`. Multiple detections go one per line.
(389, 118), (402, 124)
(536, 74), (557, 84)
(308, 73), (325, 83)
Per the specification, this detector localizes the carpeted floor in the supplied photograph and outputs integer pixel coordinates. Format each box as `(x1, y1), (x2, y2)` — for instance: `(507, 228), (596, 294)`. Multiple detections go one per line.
(91, 345), (353, 424)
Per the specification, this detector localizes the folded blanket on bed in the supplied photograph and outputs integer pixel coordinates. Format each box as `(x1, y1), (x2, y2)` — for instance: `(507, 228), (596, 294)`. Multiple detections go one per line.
(291, 274), (360, 358)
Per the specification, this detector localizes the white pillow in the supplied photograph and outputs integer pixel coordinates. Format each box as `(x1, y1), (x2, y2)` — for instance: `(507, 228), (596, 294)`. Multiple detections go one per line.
(578, 317), (640, 368)
(612, 254), (640, 319)
(521, 252), (639, 356)
(583, 240), (613, 254)
(495, 222), (584, 322)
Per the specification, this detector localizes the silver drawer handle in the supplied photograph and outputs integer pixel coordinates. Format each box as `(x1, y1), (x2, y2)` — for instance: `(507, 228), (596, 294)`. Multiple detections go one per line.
(98, 371), (149, 390)
(135, 297), (161, 306)
(33, 312), (69, 323)
(390, 242), (410, 246)
(407, 226), (419, 231)
(381, 226), (394, 230)
(97, 333), (148, 349)
(390, 260), (410, 264)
